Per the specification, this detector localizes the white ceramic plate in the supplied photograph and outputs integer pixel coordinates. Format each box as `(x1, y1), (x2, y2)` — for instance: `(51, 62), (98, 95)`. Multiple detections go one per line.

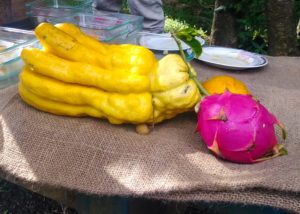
(138, 33), (205, 51)
(196, 46), (268, 70)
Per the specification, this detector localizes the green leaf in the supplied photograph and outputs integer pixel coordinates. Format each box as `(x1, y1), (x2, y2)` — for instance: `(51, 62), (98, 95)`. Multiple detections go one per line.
(174, 28), (203, 58)
(182, 37), (202, 58)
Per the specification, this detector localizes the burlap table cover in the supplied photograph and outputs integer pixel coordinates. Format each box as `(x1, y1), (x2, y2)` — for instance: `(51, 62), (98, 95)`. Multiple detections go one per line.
(0, 56), (299, 212)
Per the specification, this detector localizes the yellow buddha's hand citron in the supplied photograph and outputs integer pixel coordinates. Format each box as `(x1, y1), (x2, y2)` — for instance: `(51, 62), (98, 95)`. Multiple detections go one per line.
(18, 23), (201, 125)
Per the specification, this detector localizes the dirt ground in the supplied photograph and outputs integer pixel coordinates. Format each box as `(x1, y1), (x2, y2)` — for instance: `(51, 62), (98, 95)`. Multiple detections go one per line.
(0, 178), (295, 214)
(0, 179), (77, 214)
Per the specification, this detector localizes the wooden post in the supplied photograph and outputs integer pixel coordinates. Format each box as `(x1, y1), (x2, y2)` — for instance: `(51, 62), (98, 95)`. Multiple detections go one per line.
(0, 0), (28, 25)
(210, 0), (238, 47)
(266, 0), (298, 55)
(0, 0), (12, 25)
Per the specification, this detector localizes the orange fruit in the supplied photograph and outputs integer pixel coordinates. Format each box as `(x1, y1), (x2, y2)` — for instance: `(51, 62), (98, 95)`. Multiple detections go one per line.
(202, 75), (250, 95)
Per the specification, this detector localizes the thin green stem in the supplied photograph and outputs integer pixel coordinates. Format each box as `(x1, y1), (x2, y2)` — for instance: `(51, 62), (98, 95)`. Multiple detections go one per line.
(171, 33), (209, 96)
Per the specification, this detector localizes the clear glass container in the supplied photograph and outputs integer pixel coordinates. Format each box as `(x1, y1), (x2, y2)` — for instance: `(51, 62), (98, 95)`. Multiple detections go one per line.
(0, 27), (41, 89)
(90, 10), (143, 43)
(48, 11), (143, 43)
(25, 0), (93, 25)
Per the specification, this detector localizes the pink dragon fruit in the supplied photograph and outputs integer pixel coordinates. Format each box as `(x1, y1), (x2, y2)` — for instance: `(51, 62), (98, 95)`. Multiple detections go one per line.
(196, 91), (287, 164)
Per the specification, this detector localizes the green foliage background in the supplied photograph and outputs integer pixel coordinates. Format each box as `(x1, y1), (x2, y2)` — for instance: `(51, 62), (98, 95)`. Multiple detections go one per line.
(163, 0), (300, 54)
(163, 0), (215, 32)
(122, 0), (300, 54)
(226, 0), (268, 54)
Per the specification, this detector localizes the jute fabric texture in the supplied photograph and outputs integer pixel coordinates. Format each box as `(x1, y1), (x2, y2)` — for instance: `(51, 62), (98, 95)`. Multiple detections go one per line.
(0, 56), (299, 212)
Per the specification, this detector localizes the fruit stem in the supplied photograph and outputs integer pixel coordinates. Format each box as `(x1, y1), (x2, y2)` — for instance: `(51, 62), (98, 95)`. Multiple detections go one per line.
(277, 121), (287, 140)
(171, 33), (210, 96)
(254, 144), (288, 162)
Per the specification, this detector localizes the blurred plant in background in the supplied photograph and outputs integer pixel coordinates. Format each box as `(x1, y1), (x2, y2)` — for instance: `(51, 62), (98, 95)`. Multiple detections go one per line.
(163, 0), (215, 34)
(164, 0), (299, 55)
(164, 16), (190, 32)
(164, 17), (208, 43)
(226, 0), (268, 54)
(121, 0), (300, 55)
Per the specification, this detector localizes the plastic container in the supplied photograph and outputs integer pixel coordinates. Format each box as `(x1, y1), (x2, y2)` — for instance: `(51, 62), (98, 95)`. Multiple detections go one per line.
(48, 11), (143, 43)
(25, 0), (93, 25)
(0, 27), (40, 89)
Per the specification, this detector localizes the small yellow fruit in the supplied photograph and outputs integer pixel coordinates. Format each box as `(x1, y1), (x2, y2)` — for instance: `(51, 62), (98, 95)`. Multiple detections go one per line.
(135, 124), (150, 135)
(202, 75), (250, 95)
